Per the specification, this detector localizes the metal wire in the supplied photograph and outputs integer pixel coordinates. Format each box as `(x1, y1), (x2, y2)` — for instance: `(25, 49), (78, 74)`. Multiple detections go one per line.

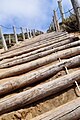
(0, 25), (12, 29)
(63, 8), (74, 15)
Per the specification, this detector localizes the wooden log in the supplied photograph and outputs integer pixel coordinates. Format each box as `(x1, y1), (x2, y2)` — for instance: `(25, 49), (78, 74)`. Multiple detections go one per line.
(3, 31), (68, 53)
(0, 70), (80, 115)
(0, 55), (80, 95)
(0, 37), (76, 65)
(0, 34), (69, 60)
(0, 46), (80, 69)
(32, 97), (80, 120)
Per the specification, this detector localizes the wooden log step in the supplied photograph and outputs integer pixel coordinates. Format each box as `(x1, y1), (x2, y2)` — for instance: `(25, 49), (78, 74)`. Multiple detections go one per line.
(0, 37), (78, 65)
(0, 35), (70, 60)
(0, 46), (80, 69)
(0, 70), (80, 115)
(3, 32), (68, 53)
(0, 55), (80, 95)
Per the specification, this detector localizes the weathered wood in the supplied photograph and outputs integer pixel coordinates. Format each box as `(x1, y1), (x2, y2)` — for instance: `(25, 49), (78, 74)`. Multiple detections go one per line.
(0, 55), (80, 95)
(20, 27), (25, 41)
(0, 35), (69, 60)
(8, 34), (11, 44)
(0, 46), (80, 69)
(53, 10), (60, 31)
(71, 0), (80, 31)
(0, 70), (80, 115)
(7, 31), (66, 51)
(0, 37), (76, 65)
(32, 97), (80, 120)
(26, 28), (30, 39)
(13, 26), (18, 44)
(0, 27), (8, 51)
(1, 32), (68, 54)
(58, 0), (65, 22)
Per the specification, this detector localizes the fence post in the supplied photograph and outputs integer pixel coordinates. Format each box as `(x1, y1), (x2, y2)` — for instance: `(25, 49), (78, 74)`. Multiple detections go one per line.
(0, 27), (8, 51)
(71, 0), (80, 31)
(26, 28), (30, 39)
(13, 25), (18, 44)
(33, 29), (36, 37)
(29, 29), (32, 38)
(9, 34), (11, 44)
(58, 0), (65, 22)
(53, 10), (60, 31)
(20, 27), (25, 41)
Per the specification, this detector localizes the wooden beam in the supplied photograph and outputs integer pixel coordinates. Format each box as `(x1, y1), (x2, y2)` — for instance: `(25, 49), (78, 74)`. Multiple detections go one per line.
(0, 70), (80, 115)
(0, 55), (80, 96)
(0, 34), (70, 60)
(0, 45), (80, 69)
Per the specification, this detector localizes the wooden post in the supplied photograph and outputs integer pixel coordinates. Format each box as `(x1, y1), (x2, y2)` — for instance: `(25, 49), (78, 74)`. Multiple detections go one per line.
(26, 28), (30, 39)
(53, 16), (56, 31)
(58, 0), (65, 22)
(53, 10), (60, 31)
(13, 26), (18, 44)
(52, 18), (55, 30)
(33, 29), (36, 37)
(0, 27), (8, 51)
(9, 34), (11, 44)
(71, 0), (80, 31)
(20, 27), (25, 41)
(29, 29), (32, 38)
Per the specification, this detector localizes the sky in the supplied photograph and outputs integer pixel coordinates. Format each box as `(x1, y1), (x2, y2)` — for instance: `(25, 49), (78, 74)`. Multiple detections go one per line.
(0, 0), (78, 33)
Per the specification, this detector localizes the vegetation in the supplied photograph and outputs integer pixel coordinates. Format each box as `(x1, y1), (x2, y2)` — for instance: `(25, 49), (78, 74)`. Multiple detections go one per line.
(61, 14), (79, 32)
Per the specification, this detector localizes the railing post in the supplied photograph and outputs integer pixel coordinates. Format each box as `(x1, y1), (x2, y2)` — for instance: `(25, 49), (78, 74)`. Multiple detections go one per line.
(58, 0), (65, 22)
(53, 10), (60, 32)
(20, 27), (25, 41)
(71, 0), (80, 31)
(9, 34), (11, 44)
(26, 28), (30, 39)
(13, 25), (18, 44)
(29, 29), (32, 38)
(0, 27), (8, 51)
(33, 29), (36, 37)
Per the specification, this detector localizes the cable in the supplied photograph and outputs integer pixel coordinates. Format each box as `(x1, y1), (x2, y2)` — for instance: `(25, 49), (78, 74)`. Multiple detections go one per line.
(58, 16), (62, 21)
(0, 25), (12, 29)
(63, 8), (74, 15)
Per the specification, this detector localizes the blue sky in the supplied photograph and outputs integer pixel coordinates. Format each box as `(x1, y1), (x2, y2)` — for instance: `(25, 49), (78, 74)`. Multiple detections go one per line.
(0, 0), (78, 33)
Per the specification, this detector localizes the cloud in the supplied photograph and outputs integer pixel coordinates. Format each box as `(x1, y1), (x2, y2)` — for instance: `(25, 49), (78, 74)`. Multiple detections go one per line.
(0, 0), (54, 32)
(0, 0), (79, 33)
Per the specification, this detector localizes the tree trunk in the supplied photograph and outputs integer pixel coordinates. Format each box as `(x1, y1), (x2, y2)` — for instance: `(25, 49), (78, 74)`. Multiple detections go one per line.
(0, 46), (80, 69)
(0, 55), (80, 95)
(0, 70), (80, 115)
(0, 37), (78, 65)
(32, 97), (80, 120)
(0, 34), (69, 60)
